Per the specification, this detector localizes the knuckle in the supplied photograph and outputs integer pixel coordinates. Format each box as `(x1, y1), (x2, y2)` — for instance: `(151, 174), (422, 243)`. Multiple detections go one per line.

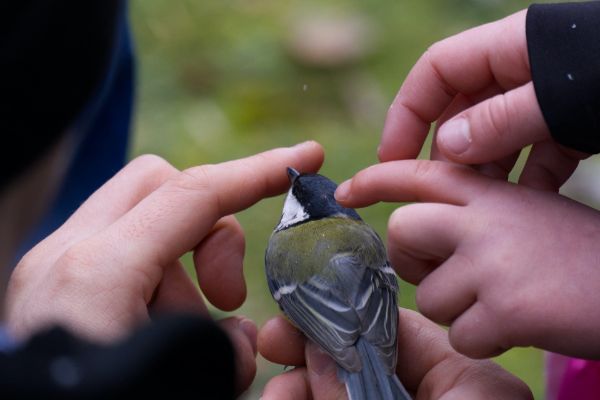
(424, 40), (445, 60)
(251, 151), (271, 167)
(172, 164), (215, 192)
(411, 159), (439, 181)
(9, 248), (45, 289)
(57, 245), (89, 270)
(215, 217), (246, 253)
(490, 292), (521, 327)
(54, 244), (96, 284)
(387, 207), (410, 242)
(14, 250), (37, 273)
(414, 274), (450, 323)
(387, 208), (401, 229)
(421, 47), (436, 72)
(128, 154), (175, 178)
(167, 164), (222, 214)
(229, 222), (246, 249)
(124, 155), (178, 194)
(483, 94), (511, 141)
(166, 165), (214, 198)
(235, 158), (263, 189)
(415, 284), (434, 317)
(422, 41), (455, 99)
(8, 261), (31, 295)
(451, 331), (498, 359)
(120, 207), (162, 240)
(448, 324), (474, 356)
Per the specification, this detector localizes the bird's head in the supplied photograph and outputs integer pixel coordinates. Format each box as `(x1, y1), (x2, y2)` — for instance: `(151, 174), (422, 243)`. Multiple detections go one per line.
(275, 167), (361, 231)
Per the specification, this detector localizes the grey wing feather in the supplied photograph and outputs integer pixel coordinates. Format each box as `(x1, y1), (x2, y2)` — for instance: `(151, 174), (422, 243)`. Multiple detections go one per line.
(334, 255), (399, 374)
(269, 274), (363, 371)
(268, 254), (399, 374)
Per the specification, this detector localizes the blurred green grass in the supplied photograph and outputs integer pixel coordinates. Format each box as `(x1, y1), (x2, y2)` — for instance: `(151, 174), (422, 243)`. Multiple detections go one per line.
(129, 0), (548, 398)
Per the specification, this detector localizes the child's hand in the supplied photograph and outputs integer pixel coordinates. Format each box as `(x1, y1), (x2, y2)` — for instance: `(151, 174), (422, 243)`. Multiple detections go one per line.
(379, 9), (588, 191)
(336, 160), (600, 359)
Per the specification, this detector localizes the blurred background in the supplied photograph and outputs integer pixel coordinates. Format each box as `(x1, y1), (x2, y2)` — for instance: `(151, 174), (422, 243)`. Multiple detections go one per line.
(127, 0), (593, 398)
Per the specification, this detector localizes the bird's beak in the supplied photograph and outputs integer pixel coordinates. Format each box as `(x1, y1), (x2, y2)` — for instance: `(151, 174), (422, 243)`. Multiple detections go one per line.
(287, 167), (300, 183)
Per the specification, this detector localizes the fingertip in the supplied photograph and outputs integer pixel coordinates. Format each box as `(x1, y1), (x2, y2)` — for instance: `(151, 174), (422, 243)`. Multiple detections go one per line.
(333, 167), (376, 208)
(378, 132), (405, 163)
(290, 140), (325, 172)
(334, 180), (351, 204)
(377, 142), (395, 163)
(195, 217), (247, 311)
(258, 316), (306, 366)
(380, 96), (433, 162)
(380, 102), (404, 162)
(257, 317), (278, 357)
(447, 303), (507, 359)
(292, 139), (322, 152)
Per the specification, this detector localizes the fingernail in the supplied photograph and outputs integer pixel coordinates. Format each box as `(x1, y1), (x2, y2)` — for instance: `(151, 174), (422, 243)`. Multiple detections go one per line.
(306, 341), (335, 376)
(438, 118), (471, 155)
(334, 180), (351, 202)
(239, 318), (258, 356)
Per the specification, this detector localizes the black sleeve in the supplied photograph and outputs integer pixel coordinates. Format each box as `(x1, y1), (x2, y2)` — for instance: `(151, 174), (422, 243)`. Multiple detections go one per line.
(0, 314), (236, 399)
(526, 1), (600, 153)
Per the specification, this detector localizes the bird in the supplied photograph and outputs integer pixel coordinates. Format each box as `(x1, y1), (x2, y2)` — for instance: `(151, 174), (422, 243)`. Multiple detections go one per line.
(265, 167), (411, 400)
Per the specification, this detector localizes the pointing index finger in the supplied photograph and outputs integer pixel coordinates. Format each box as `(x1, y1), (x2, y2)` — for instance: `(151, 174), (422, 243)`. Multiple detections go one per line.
(97, 141), (324, 268)
(335, 160), (491, 208)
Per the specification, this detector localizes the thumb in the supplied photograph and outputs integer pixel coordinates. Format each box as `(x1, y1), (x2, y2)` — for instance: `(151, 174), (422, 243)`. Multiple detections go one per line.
(436, 82), (550, 163)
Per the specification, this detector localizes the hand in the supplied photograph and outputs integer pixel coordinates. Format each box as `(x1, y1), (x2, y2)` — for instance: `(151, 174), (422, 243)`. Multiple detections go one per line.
(5, 141), (324, 393)
(258, 309), (532, 399)
(335, 160), (600, 359)
(379, 9), (588, 191)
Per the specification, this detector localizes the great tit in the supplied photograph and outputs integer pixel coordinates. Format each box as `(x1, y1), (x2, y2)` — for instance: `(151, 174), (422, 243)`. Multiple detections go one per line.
(265, 167), (411, 400)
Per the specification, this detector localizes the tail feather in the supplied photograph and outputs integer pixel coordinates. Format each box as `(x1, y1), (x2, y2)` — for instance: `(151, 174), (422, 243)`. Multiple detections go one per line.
(339, 339), (411, 400)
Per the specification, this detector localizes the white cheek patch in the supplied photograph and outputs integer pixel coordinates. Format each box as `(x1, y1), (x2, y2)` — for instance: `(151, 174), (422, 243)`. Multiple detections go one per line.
(276, 190), (309, 231)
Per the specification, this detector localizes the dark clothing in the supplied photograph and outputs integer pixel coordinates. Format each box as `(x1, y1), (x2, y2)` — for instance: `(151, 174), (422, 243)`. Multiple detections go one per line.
(527, 1), (600, 154)
(14, 1), (134, 262)
(0, 0), (121, 190)
(0, 315), (236, 399)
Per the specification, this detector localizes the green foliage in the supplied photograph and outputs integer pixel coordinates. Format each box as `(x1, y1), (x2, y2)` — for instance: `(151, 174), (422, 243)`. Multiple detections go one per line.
(130, 1), (550, 398)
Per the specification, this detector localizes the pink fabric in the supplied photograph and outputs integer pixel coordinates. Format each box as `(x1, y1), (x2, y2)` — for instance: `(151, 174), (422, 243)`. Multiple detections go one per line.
(547, 352), (600, 400)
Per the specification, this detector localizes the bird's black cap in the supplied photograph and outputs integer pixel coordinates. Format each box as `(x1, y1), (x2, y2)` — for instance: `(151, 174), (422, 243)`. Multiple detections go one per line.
(289, 169), (361, 222)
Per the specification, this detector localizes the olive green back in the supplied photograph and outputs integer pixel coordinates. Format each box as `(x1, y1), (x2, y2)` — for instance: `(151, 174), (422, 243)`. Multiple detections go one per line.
(266, 217), (387, 282)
